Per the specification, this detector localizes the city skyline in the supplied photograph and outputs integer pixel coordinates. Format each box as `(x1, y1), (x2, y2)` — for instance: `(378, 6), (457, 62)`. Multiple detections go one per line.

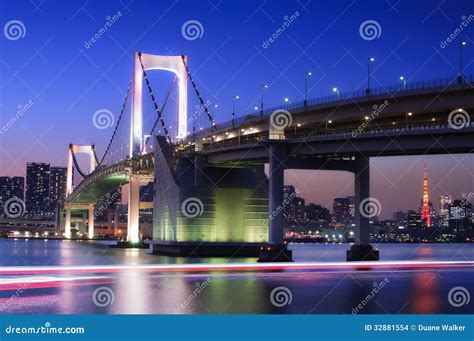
(0, 1), (473, 220)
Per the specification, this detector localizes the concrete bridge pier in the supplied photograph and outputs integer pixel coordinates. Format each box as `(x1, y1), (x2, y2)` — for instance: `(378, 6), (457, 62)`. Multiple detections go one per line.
(127, 177), (140, 243)
(88, 204), (94, 239)
(258, 141), (293, 262)
(64, 206), (71, 239)
(347, 158), (379, 261)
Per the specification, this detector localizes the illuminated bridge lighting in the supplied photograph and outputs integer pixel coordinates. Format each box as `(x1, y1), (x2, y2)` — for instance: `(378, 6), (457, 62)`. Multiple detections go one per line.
(0, 260), (471, 276)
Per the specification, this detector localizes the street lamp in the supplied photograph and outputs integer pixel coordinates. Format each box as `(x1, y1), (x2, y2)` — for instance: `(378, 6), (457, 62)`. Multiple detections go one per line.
(305, 71), (312, 108)
(405, 112), (413, 126)
(260, 84), (268, 116)
(400, 76), (406, 90)
(232, 95), (239, 127)
(332, 87), (339, 99)
(367, 57), (375, 95)
(284, 97), (290, 104)
(459, 40), (467, 83)
(325, 119), (332, 130)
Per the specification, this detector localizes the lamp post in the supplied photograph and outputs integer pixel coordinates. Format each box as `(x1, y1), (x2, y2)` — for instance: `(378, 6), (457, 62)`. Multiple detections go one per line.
(400, 76), (406, 90)
(260, 84), (268, 116)
(305, 71), (312, 108)
(232, 95), (239, 127)
(284, 97), (290, 104)
(325, 119), (332, 131)
(405, 112), (413, 126)
(459, 40), (467, 83)
(366, 57), (375, 95)
(332, 87), (339, 99)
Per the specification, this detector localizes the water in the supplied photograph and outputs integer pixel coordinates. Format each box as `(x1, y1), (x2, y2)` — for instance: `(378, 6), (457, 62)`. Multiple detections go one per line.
(0, 239), (472, 314)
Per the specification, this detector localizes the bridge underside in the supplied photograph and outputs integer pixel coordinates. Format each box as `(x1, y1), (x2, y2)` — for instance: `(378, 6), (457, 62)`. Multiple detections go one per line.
(66, 173), (127, 205)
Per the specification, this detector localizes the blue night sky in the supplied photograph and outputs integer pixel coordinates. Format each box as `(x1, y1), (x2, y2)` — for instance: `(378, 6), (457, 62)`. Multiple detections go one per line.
(0, 0), (473, 218)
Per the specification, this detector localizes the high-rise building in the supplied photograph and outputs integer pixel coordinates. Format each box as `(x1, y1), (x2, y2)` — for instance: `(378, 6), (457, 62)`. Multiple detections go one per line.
(420, 164), (431, 227)
(439, 194), (452, 227)
(305, 203), (330, 223)
(49, 167), (67, 207)
(333, 197), (351, 226)
(25, 162), (51, 215)
(0, 176), (25, 216)
(449, 200), (473, 229)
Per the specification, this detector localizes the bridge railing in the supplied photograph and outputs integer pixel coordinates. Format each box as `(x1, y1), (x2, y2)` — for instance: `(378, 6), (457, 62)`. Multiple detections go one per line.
(202, 120), (474, 151)
(191, 74), (473, 138)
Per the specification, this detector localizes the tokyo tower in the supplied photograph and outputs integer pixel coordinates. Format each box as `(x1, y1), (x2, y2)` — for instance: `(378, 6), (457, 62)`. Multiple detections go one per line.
(421, 164), (431, 227)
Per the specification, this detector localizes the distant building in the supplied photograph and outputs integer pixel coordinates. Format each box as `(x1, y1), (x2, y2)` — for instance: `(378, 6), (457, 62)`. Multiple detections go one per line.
(449, 200), (473, 230)
(407, 210), (422, 229)
(283, 185), (305, 223)
(420, 164), (431, 227)
(438, 194), (452, 227)
(333, 197), (351, 226)
(393, 211), (406, 227)
(0, 176), (25, 216)
(25, 162), (51, 215)
(305, 203), (330, 223)
(49, 167), (67, 207)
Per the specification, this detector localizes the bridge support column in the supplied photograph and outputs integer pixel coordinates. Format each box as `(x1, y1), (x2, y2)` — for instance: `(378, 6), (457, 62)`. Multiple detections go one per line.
(65, 206), (71, 239)
(347, 159), (379, 261)
(88, 204), (94, 239)
(127, 178), (140, 243)
(259, 141), (293, 262)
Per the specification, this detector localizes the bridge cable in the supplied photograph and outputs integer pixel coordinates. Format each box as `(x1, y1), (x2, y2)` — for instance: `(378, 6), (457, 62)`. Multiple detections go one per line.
(138, 52), (174, 145)
(142, 75), (177, 153)
(180, 55), (217, 130)
(71, 149), (88, 178)
(99, 77), (133, 165)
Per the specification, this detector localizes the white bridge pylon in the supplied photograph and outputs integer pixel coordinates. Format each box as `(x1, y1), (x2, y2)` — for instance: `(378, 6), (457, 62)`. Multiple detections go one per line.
(130, 52), (188, 157)
(65, 144), (98, 239)
(127, 52), (188, 244)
